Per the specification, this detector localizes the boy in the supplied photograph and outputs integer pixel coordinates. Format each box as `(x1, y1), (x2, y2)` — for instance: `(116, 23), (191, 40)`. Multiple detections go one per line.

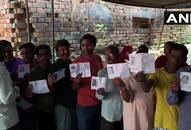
(167, 49), (190, 130)
(144, 44), (188, 130)
(96, 45), (123, 130)
(1, 40), (23, 81)
(27, 45), (55, 130)
(72, 34), (103, 130)
(0, 42), (20, 130)
(155, 41), (175, 68)
(48, 39), (77, 130)
(19, 42), (36, 66)
(17, 42), (36, 130)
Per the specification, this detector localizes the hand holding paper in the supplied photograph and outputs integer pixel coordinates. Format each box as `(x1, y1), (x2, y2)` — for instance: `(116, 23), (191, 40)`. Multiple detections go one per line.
(70, 63), (91, 78)
(180, 72), (191, 92)
(29, 79), (49, 94)
(129, 53), (155, 74)
(18, 64), (30, 78)
(52, 68), (65, 82)
(107, 63), (130, 79)
(91, 76), (107, 90)
(17, 97), (32, 110)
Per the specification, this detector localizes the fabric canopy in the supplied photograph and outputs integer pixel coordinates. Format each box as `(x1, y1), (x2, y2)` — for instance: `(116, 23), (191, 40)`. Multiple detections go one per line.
(102, 0), (191, 8)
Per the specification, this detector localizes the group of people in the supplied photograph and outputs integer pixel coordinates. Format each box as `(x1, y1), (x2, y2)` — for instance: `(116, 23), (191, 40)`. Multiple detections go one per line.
(0, 33), (190, 130)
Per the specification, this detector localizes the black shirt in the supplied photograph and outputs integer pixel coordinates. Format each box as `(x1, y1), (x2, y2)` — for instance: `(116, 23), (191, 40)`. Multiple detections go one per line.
(49, 59), (77, 110)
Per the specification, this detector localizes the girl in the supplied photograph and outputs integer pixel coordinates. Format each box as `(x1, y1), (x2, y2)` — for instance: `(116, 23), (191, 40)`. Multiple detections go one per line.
(113, 72), (155, 130)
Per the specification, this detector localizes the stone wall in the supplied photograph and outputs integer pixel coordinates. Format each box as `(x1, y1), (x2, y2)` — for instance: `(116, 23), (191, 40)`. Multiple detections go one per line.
(0, 0), (190, 54)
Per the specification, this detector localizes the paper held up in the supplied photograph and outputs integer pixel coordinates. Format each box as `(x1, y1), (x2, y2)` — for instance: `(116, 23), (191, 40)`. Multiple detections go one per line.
(129, 53), (155, 74)
(29, 79), (49, 94)
(180, 72), (191, 92)
(107, 63), (130, 79)
(52, 68), (65, 82)
(18, 64), (30, 78)
(69, 62), (91, 78)
(91, 76), (107, 90)
(17, 97), (33, 110)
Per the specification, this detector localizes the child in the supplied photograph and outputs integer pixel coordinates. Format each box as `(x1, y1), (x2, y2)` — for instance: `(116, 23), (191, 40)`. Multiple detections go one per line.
(1, 40), (24, 81)
(72, 34), (103, 130)
(120, 45), (133, 62)
(96, 45), (123, 130)
(136, 44), (149, 53)
(167, 49), (190, 130)
(28, 45), (55, 130)
(155, 41), (175, 68)
(0, 42), (20, 130)
(17, 42), (37, 130)
(114, 71), (154, 130)
(144, 44), (188, 130)
(19, 42), (36, 67)
(48, 39), (77, 130)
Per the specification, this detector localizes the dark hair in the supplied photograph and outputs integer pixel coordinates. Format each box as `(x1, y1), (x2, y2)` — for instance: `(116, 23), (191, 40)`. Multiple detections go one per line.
(0, 43), (4, 50)
(0, 40), (12, 48)
(80, 34), (97, 49)
(137, 44), (149, 53)
(165, 41), (175, 47)
(19, 42), (36, 54)
(0, 43), (5, 60)
(55, 39), (70, 51)
(106, 45), (120, 57)
(171, 43), (188, 62)
(35, 45), (51, 55)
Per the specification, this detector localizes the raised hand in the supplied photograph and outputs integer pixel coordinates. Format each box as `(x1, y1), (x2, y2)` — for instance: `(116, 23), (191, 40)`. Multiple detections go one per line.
(47, 74), (57, 87)
(171, 79), (180, 93)
(134, 71), (146, 82)
(113, 78), (126, 88)
(97, 88), (106, 96)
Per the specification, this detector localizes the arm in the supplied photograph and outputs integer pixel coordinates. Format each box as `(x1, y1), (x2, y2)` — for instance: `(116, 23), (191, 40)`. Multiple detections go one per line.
(141, 79), (154, 92)
(134, 71), (154, 92)
(167, 79), (180, 105)
(120, 87), (133, 103)
(96, 88), (106, 100)
(47, 74), (57, 91)
(72, 73), (82, 90)
(167, 90), (179, 105)
(0, 73), (15, 105)
(113, 78), (133, 102)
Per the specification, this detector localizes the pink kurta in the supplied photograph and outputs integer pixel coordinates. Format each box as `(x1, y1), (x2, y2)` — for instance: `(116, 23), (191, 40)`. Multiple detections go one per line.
(122, 76), (155, 130)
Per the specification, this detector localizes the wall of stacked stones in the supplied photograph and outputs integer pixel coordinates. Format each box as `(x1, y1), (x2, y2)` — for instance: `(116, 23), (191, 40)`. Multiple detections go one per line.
(0, 0), (190, 54)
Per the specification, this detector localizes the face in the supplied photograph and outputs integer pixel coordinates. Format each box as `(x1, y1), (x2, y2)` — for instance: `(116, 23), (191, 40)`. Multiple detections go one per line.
(106, 49), (118, 64)
(168, 49), (185, 70)
(36, 49), (51, 66)
(81, 39), (95, 55)
(4, 46), (13, 61)
(164, 43), (171, 55)
(20, 47), (34, 63)
(57, 46), (70, 60)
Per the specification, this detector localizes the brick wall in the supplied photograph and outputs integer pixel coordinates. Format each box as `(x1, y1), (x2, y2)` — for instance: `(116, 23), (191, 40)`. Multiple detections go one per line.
(0, 0), (190, 54)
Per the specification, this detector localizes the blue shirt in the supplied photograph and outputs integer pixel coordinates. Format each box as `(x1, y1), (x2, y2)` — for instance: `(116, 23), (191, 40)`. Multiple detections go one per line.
(167, 65), (191, 130)
(96, 68), (123, 122)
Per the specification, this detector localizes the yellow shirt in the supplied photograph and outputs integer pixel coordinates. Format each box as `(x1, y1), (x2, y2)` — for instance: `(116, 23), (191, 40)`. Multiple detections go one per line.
(148, 68), (178, 130)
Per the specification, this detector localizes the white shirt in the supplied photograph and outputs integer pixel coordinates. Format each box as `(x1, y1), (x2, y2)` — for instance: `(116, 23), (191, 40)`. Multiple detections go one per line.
(0, 63), (19, 129)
